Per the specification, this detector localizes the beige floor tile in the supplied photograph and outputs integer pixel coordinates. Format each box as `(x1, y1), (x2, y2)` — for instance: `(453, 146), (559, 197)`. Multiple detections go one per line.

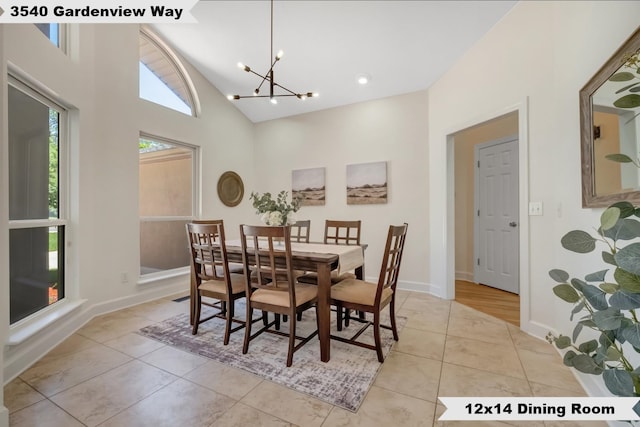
(184, 360), (263, 400)
(529, 381), (587, 397)
(103, 332), (166, 358)
(3, 377), (45, 413)
(8, 399), (84, 427)
(401, 293), (451, 312)
(449, 301), (506, 325)
(19, 344), (131, 397)
(76, 311), (157, 343)
(447, 308), (513, 345)
(443, 335), (525, 379)
(240, 381), (332, 427)
(120, 298), (188, 322)
(517, 349), (584, 393)
(438, 363), (531, 397)
(42, 334), (100, 360)
(322, 385), (436, 427)
(507, 324), (557, 356)
(99, 378), (235, 427)
(139, 345), (209, 376)
(400, 303), (450, 335)
(394, 327), (446, 361)
(49, 360), (177, 427)
(374, 351), (442, 402)
(210, 402), (295, 427)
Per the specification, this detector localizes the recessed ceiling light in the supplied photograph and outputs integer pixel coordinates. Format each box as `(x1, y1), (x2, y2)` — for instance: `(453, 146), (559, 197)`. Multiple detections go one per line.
(356, 73), (371, 85)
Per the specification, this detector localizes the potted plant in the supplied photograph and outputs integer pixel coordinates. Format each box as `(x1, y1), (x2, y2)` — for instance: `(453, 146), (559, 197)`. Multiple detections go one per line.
(249, 190), (300, 226)
(548, 200), (640, 396)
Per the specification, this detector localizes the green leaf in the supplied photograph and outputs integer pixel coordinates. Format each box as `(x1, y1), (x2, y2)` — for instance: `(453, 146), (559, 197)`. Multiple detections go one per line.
(602, 219), (640, 241)
(610, 72), (635, 82)
(616, 318), (634, 345)
(555, 335), (571, 349)
(615, 268), (640, 293)
(606, 346), (622, 361)
(573, 321), (584, 341)
(581, 284), (609, 310)
(599, 283), (619, 294)
(561, 230), (596, 253)
(621, 323), (640, 348)
(602, 251), (617, 266)
(614, 94), (640, 109)
(585, 269), (608, 282)
(610, 201), (636, 218)
(571, 278), (586, 293)
(578, 339), (598, 354)
(601, 207), (621, 230)
(615, 82), (640, 94)
(570, 302), (586, 322)
(599, 330), (616, 347)
(549, 269), (569, 283)
(603, 369), (634, 396)
(605, 153), (635, 163)
(592, 307), (623, 330)
(609, 290), (640, 309)
(571, 354), (604, 375)
(563, 350), (577, 367)
(553, 284), (580, 303)
(614, 243), (640, 275)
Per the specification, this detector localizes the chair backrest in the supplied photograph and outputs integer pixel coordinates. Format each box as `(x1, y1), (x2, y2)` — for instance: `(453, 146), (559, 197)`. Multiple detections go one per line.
(375, 223), (409, 303)
(290, 220), (311, 243)
(186, 221), (232, 286)
(324, 220), (361, 245)
(240, 224), (297, 305)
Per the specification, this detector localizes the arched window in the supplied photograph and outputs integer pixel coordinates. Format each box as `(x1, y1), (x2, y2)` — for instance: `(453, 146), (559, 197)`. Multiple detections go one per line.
(139, 27), (199, 116)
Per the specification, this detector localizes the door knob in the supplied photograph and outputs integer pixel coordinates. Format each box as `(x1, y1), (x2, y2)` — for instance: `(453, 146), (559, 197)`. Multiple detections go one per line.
(509, 222), (517, 227)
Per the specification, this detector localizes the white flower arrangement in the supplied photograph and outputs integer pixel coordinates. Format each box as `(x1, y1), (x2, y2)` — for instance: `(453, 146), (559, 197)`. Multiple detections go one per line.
(250, 191), (300, 226)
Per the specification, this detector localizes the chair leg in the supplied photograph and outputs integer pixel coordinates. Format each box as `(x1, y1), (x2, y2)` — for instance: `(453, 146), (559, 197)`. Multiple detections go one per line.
(262, 311), (269, 326)
(275, 313), (281, 331)
(345, 308), (350, 327)
(287, 313), (296, 367)
(283, 315), (288, 322)
(243, 300), (253, 355)
(223, 298), (233, 345)
(373, 311), (384, 363)
(192, 293), (201, 335)
(389, 298), (399, 341)
(297, 312), (302, 321)
(336, 303), (343, 331)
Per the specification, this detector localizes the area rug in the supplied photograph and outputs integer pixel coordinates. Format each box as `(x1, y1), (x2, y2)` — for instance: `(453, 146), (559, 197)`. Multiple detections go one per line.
(137, 301), (406, 412)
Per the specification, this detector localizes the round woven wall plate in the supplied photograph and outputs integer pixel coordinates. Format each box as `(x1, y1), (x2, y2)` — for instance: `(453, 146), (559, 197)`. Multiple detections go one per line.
(217, 171), (244, 207)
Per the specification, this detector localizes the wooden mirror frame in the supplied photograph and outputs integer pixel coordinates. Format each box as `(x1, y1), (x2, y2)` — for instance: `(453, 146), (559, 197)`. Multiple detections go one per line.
(581, 27), (640, 208)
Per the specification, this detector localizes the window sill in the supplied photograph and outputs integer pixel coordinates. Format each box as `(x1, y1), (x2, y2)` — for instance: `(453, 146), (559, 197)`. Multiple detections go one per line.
(137, 267), (189, 286)
(7, 299), (87, 346)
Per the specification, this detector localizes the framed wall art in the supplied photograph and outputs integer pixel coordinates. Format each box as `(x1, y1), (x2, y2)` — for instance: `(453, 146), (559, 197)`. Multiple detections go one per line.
(346, 161), (387, 205)
(292, 167), (326, 206)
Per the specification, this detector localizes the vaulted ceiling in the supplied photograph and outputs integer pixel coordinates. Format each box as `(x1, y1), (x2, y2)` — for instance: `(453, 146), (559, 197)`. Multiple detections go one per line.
(152, 1), (517, 123)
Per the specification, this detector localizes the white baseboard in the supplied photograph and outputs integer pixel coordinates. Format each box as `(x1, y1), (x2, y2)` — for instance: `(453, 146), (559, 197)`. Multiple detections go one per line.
(396, 280), (444, 298)
(455, 271), (474, 282)
(4, 280), (188, 384)
(0, 405), (8, 427)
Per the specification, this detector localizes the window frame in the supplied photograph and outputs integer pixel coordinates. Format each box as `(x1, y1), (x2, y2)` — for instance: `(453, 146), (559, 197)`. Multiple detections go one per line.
(138, 132), (199, 280)
(139, 26), (200, 117)
(7, 75), (70, 327)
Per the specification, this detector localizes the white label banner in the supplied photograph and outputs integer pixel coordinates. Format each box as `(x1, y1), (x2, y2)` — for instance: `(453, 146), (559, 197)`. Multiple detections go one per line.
(0, 1), (198, 23)
(439, 397), (640, 421)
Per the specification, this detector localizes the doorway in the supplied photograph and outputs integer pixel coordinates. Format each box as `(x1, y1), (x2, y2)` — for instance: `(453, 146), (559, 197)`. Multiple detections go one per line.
(452, 111), (521, 324)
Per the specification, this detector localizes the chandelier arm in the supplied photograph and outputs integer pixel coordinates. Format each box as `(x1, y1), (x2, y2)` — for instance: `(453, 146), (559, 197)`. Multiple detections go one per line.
(255, 57), (279, 93)
(272, 82), (300, 97)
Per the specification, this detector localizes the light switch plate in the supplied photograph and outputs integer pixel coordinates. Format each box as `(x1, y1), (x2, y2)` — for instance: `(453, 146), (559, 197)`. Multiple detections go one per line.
(529, 201), (543, 216)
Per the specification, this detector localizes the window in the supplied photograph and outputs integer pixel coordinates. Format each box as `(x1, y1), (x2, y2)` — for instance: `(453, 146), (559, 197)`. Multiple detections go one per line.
(139, 28), (198, 116)
(34, 24), (66, 50)
(139, 135), (196, 276)
(8, 78), (67, 324)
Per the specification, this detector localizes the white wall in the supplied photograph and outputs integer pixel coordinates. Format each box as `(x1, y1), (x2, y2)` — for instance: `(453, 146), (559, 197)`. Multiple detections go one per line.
(254, 91), (430, 291)
(0, 21), (9, 427)
(1, 24), (256, 382)
(427, 0), (640, 388)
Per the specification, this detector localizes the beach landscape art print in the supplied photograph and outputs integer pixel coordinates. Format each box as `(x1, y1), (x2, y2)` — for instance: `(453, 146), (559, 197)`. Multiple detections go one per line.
(292, 167), (326, 206)
(346, 161), (388, 205)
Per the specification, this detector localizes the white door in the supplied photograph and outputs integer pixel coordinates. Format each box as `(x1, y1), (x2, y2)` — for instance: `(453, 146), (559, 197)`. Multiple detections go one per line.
(474, 137), (519, 294)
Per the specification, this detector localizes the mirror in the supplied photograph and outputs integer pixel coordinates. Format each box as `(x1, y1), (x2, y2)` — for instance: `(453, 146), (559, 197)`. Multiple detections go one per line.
(581, 26), (640, 208)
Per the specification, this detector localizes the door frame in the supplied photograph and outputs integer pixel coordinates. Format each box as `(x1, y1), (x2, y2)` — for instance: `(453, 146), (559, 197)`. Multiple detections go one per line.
(473, 135), (519, 292)
(445, 98), (530, 331)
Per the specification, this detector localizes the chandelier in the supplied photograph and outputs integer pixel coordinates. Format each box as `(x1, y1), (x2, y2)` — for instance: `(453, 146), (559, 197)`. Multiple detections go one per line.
(227, 0), (318, 105)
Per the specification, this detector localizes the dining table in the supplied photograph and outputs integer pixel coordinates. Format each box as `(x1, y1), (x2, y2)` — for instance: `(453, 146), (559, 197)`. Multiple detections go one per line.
(190, 240), (365, 363)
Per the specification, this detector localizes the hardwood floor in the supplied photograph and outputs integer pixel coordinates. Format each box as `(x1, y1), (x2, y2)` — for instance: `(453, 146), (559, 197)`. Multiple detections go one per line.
(455, 280), (520, 326)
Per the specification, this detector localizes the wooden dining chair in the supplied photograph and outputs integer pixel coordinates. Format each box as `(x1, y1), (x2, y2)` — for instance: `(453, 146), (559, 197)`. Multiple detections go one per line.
(297, 219), (362, 284)
(240, 224), (319, 367)
(330, 223), (408, 362)
(186, 221), (254, 345)
(191, 219), (244, 274)
(290, 220), (311, 243)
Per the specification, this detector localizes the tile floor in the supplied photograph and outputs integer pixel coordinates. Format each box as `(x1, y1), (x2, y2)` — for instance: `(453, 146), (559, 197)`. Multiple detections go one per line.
(4, 290), (606, 427)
